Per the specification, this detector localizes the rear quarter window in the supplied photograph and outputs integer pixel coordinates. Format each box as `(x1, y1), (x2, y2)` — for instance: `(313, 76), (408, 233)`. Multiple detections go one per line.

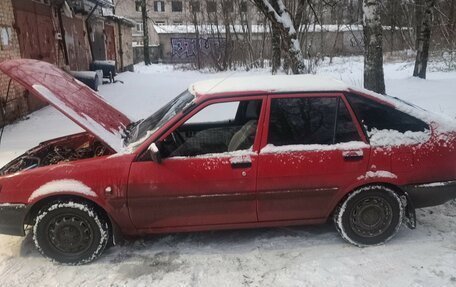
(346, 93), (429, 133)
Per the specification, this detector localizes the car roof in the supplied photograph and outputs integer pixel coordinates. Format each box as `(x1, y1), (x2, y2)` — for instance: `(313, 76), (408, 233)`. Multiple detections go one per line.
(189, 74), (350, 98)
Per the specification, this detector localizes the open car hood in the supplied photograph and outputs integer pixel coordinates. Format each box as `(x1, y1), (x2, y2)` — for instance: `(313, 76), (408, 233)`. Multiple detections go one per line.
(0, 59), (131, 152)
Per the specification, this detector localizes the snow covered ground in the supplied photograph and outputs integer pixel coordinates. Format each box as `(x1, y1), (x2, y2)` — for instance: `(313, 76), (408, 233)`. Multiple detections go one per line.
(0, 57), (455, 286)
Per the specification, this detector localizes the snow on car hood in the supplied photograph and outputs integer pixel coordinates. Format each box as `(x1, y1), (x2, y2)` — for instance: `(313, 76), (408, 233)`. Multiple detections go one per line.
(0, 59), (131, 152)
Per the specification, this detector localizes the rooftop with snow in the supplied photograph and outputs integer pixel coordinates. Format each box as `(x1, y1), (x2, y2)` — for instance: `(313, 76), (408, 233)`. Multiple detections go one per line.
(189, 74), (350, 96)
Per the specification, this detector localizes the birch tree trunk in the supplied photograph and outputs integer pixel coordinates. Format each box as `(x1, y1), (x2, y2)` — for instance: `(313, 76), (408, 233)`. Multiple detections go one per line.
(268, 0), (281, 73)
(141, 0), (151, 65)
(271, 25), (282, 74)
(363, 0), (385, 94)
(413, 0), (435, 79)
(251, 0), (306, 74)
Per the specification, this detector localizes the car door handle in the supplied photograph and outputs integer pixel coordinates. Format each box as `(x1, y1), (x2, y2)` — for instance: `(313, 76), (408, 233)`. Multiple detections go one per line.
(231, 161), (252, 169)
(342, 150), (364, 161)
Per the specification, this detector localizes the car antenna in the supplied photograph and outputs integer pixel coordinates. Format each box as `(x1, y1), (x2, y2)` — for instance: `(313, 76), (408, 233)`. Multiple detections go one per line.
(0, 78), (12, 148)
(205, 70), (239, 94)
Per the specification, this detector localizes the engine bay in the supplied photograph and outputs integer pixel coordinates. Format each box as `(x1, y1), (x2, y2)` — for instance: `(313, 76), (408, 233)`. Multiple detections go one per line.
(0, 133), (113, 175)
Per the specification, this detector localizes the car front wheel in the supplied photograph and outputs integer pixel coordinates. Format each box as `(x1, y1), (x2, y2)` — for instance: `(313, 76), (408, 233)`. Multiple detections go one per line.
(33, 201), (110, 265)
(334, 185), (404, 246)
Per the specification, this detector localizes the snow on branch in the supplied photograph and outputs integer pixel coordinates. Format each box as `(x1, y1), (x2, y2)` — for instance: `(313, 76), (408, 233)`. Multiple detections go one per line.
(252, 0), (306, 74)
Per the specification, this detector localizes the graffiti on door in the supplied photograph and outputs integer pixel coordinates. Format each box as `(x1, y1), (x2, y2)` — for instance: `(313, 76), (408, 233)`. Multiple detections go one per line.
(171, 37), (225, 59)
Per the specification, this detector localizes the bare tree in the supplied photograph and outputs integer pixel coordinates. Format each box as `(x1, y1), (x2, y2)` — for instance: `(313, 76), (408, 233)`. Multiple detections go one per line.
(413, 0), (435, 79)
(251, 0), (307, 74)
(271, 25), (282, 74)
(190, 2), (201, 70)
(363, 0), (385, 94)
(141, 0), (151, 65)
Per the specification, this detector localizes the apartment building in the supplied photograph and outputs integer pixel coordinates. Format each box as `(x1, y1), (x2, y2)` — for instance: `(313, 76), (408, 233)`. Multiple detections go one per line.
(115, 0), (264, 46)
(148, 1), (263, 26)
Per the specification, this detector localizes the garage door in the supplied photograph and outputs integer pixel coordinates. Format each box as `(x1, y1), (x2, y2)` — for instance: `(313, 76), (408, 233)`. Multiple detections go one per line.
(13, 0), (57, 64)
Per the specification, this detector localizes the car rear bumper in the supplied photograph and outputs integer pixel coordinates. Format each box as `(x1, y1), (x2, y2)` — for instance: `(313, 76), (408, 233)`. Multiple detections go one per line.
(0, 204), (28, 236)
(402, 180), (456, 208)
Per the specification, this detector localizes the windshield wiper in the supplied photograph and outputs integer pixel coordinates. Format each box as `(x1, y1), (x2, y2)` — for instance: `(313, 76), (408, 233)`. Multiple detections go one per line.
(122, 120), (142, 143)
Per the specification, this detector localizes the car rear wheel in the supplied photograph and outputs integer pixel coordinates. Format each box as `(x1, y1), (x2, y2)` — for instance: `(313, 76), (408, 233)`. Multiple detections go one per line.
(334, 186), (404, 246)
(33, 201), (110, 265)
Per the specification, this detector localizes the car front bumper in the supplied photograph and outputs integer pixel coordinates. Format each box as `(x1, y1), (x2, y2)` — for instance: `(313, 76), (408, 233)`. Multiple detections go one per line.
(0, 204), (28, 236)
(402, 180), (456, 208)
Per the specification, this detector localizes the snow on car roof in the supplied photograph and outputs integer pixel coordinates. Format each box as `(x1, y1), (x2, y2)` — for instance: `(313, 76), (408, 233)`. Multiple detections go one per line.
(189, 74), (456, 136)
(189, 74), (350, 96)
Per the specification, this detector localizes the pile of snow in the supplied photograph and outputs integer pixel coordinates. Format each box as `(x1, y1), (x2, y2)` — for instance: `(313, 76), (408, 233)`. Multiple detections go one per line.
(367, 128), (431, 147)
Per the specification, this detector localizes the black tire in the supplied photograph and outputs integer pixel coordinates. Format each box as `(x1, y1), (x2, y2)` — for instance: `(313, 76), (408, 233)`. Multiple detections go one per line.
(33, 201), (110, 265)
(334, 185), (404, 247)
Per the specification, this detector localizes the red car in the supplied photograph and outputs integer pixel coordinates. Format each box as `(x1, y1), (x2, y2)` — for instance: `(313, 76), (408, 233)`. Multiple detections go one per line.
(0, 60), (455, 265)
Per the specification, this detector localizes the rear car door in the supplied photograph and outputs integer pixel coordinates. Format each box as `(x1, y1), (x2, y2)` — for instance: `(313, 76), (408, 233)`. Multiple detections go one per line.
(127, 96), (265, 230)
(257, 93), (370, 222)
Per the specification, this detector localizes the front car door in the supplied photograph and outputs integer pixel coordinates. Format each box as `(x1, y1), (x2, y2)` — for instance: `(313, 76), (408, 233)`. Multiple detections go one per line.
(257, 93), (370, 222)
(127, 96), (265, 231)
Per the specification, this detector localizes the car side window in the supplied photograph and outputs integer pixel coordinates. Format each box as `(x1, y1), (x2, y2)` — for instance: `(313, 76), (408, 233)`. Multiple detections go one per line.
(335, 99), (362, 143)
(160, 100), (262, 158)
(346, 93), (429, 133)
(268, 97), (337, 146)
(186, 102), (239, 124)
(267, 96), (361, 147)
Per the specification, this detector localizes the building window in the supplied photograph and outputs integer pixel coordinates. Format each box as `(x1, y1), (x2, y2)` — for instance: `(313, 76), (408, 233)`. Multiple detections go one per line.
(135, 23), (144, 33)
(207, 1), (216, 13)
(135, 1), (142, 12)
(240, 15), (248, 26)
(154, 1), (165, 12)
(0, 26), (12, 50)
(171, 1), (183, 12)
(240, 1), (248, 13)
(190, 1), (200, 12)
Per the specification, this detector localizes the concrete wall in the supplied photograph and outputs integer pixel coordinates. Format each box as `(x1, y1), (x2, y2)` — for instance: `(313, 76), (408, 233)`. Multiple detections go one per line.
(152, 28), (409, 64)
(133, 46), (162, 64)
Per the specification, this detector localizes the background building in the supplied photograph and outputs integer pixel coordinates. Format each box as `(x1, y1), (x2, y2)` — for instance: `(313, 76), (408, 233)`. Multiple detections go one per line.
(114, 0), (405, 66)
(0, 0), (28, 126)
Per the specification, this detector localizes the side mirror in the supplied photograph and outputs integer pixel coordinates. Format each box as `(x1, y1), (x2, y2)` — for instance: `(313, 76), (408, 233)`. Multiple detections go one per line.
(148, 142), (162, 163)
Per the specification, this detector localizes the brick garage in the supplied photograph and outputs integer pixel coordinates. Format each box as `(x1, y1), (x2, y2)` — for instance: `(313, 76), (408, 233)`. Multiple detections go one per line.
(0, 0), (27, 126)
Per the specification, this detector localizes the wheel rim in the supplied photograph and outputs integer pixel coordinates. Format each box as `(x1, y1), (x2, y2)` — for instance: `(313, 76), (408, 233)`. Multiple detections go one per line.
(47, 214), (94, 255)
(349, 196), (393, 238)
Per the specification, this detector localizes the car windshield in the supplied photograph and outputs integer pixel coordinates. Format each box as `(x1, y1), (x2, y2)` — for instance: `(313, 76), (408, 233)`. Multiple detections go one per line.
(125, 90), (195, 148)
